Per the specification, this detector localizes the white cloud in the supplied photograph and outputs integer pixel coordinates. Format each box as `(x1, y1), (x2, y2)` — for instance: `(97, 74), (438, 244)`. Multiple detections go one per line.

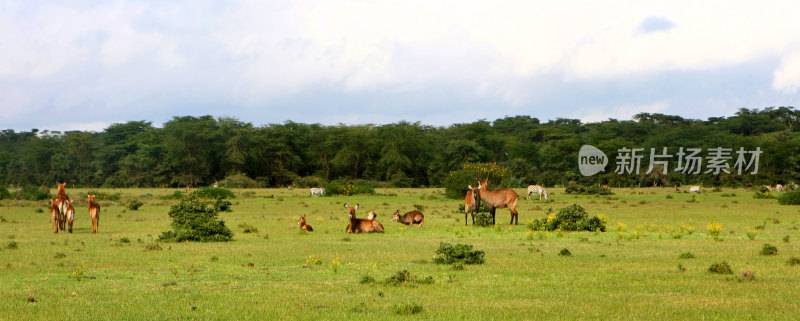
(773, 50), (800, 94)
(576, 102), (668, 123)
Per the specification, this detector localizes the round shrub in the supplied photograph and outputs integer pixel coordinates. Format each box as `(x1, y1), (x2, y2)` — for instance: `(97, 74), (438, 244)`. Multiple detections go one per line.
(0, 186), (11, 200)
(433, 242), (485, 265)
(218, 171), (260, 188)
(325, 180), (376, 196)
(158, 195), (233, 242)
(126, 199), (143, 211)
(778, 190), (800, 205)
(20, 185), (49, 201)
(528, 204), (606, 232)
(443, 162), (507, 199)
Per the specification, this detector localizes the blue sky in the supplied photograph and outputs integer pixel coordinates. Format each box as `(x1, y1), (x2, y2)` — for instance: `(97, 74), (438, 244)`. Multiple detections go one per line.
(1, 1), (799, 132)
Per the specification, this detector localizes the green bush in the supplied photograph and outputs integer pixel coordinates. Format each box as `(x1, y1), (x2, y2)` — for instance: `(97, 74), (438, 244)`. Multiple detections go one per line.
(218, 171), (260, 188)
(473, 212), (494, 227)
(292, 176), (327, 188)
(126, 199), (143, 211)
(0, 186), (11, 200)
(384, 270), (434, 286)
(528, 204), (606, 232)
(193, 187), (235, 199)
(392, 302), (423, 315)
(753, 191), (776, 199)
(760, 243), (778, 255)
(433, 242), (485, 265)
(214, 198), (232, 212)
(20, 185), (50, 201)
(388, 171), (413, 188)
(778, 190), (800, 205)
(565, 182), (613, 195)
(158, 195), (233, 242)
(325, 180), (376, 196)
(708, 261), (732, 274)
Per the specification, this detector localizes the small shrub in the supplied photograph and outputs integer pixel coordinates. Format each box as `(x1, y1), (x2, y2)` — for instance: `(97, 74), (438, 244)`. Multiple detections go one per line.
(746, 228), (757, 240)
(433, 242), (485, 265)
(54, 252), (66, 259)
(741, 271), (756, 281)
(559, 248), (572, 256)
(677, 264), (686, 272)
(5, 241), (18, 249)
(157, 195), (233, 242)
(787, 257), (800, 266)
(778, 190), (800, 205)
(706, 222), (722, 240)
(193, 187), (235, 199)
(783, 235), (790, 243)
(708, 261), (733, 274)
(392, 302), (423, 315)
(119, 237), (130, 243)
(359, 275), (376, 284)
(145, 243), (162, 251)
(213, 198), (232, 212)
(760, 243), (778, 255)
(666, 195), (674, 199)
(384, 270), (432, 286)
(219, 171), (260, 188)
(126, 199), (143, 211)
(0, 186), (11, 200)
(678, 252), (695, 259)
(473, 212), (493, 227)
(528, 204), (606, 232)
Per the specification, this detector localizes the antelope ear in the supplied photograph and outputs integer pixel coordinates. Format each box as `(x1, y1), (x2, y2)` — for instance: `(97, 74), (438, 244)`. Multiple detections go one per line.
(355, 204), (359, 210)
(343, 203), (348, 208)
(468, 185), (473, 190)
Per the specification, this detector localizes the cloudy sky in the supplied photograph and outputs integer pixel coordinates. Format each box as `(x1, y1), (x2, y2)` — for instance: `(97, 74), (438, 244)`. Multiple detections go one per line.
(2, 0), (800, 132)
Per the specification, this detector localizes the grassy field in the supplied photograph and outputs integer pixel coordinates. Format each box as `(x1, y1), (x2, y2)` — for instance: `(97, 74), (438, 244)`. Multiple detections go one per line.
(1, 187), (799, 320)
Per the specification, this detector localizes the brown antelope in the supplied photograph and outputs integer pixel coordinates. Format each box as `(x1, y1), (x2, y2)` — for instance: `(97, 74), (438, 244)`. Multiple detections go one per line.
(66, 199), (75, 233)
(475, 179), (520, 225)
(674, 185), (680, 192)
(343, 204), (384, 233)
(50, 198), (60, 233)
(526, 185), (548, 201)
(464, 185), (481, 225)
(55, 181), (69, 231)
(775, 184), (784, 192)
(88, 194), (100, 234)
(391, 210), (425, 227)
(298, 214), (313, 232)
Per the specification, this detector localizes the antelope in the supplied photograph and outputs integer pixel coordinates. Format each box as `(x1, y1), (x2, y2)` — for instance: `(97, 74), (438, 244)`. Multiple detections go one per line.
(391, 210), (425, 227)
(343, 204), (384, 233)
(475, 179), (520, 225)
(213, 181), (219, 188)
(55, 182), (69, 231)
(66, 199), (75, 233)
(689, 185), (701, 193)
(310, 187), (325, 196)
(791, 183), (798, 190)
(602, 184), (609, 189)
(88, 194), (100, 234)
(527, 185), (548, 201)
(464, 185), (481, 225)
(50, 199), (60, 233)
(674, 185), (680, 192)
(298, 214), (313, 232)
(775, 184), (784, 192)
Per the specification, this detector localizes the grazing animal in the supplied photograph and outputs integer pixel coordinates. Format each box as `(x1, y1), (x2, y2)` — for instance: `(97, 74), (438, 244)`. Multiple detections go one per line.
(475, 179), (520, 225)
(775, 184), (784, 192)
(343, 204), (384, 233)
(464, 185), (481, 225)
(674, 185), (680, 192)
(185, 185), (191, 192)
(602, 184), (609, 189)
(791, 183), (799, 190)
(66, 199), (75, 233)
(310, 187), (325, 196)
(88, 194), (100, 234)
(298, 214), (313, 232)
(689, 185), (701, 193)
(527, 185), (548, 201)
(50, 199), (60, 233)
(391, 210), (425, 227)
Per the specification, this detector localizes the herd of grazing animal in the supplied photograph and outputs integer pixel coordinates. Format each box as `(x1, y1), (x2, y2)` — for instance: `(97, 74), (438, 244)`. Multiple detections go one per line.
(49, 182), (100, 234)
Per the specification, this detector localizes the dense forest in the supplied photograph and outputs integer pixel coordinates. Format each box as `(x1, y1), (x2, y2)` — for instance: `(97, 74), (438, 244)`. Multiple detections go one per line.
(1, 107), (799, 190)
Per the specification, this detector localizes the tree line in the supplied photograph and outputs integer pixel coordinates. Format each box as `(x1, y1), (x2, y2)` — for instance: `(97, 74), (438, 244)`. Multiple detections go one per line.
(1, 107), (798, 189)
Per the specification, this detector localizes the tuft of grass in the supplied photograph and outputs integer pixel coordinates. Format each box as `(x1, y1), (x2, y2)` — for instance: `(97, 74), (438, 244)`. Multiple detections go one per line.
(238, 223), (258, 233)
(359, 275), (376, 284)
(559, 248), (572, 256)
(740, 271), (756, 281)
(5, 241), (18, 249)
(145, 243), (162, 251)
(678, 252), (695, 259)
(384, 270), (434, 286)
(787, 257), (800, 266)
(392, 302), (423, 315)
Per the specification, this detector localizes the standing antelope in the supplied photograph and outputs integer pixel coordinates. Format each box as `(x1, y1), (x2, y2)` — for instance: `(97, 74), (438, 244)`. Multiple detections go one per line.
(298, 214), (313, 232)
(55, 182), (69, 231)
(66, 199), (75, 233)
(475, 179), (520, 225)
(464, 186), (481, 225)
(88, 194), (100, 234)
(689, 185), (701, 193)
(50, 199), (60, 233)
(526, 185), (548, 201)
(343, 204), (384, 233)
(391, 210), (425, 227)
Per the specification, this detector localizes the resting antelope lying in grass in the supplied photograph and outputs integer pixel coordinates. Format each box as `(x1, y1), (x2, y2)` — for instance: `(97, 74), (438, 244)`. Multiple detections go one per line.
(391, 210), (425, 227)
(343, 204), (384, 233)
(298, 214), (313, 232)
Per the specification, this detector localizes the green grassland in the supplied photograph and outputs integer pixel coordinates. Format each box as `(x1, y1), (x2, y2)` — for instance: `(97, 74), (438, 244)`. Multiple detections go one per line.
(1, 187), (799, 320)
